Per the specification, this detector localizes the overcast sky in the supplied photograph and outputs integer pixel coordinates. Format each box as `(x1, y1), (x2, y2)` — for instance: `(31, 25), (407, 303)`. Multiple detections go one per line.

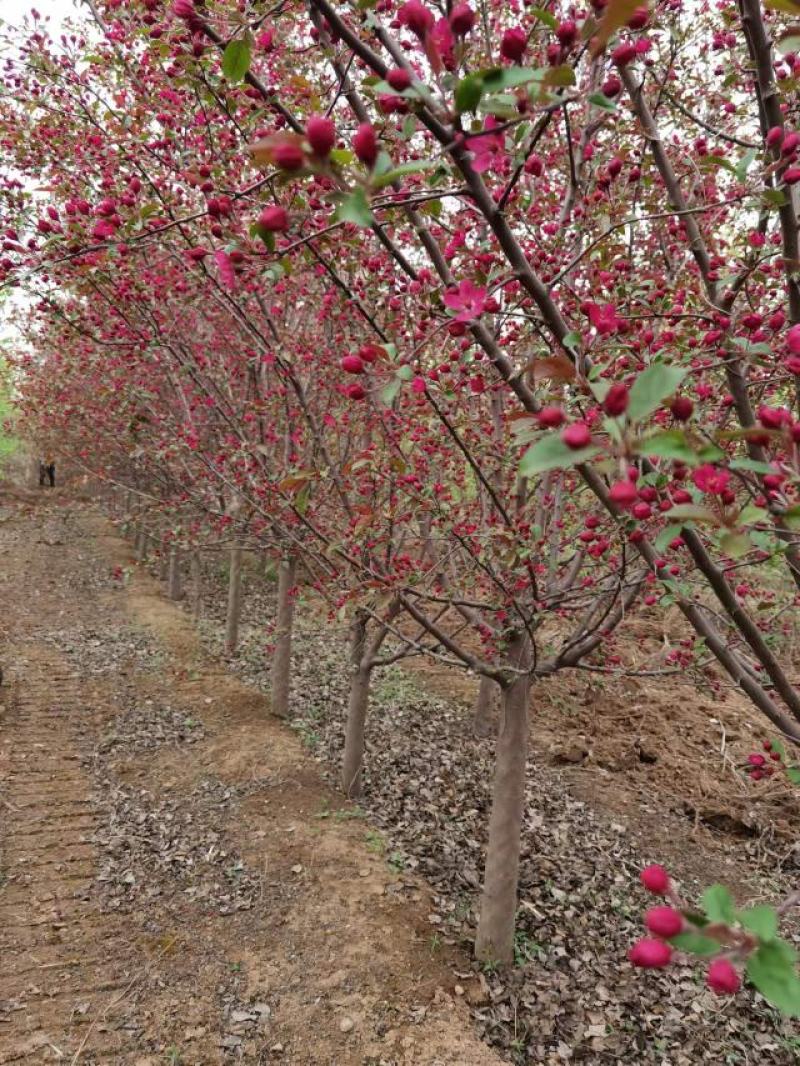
(3, 0), (83, 32)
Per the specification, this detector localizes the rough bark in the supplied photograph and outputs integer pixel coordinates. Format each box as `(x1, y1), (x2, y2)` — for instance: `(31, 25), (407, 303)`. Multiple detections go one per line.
(224, 546), (243, 656)
(270, 554), (297, 718)
(475, 635), (533, 964)
(341, 613), (371, 797)
(134, 525), (148, 562)
(167, 549), (183, 601)
(472, 675), (500, 738)
(191, 551), (203, 621)
(158, 547), (169, 582)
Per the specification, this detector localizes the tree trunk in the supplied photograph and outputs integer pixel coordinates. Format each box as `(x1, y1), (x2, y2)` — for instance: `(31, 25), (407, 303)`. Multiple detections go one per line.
(270, 554), (297, 718)
(472, 675), (500, 738)
(135, 525), (148, 562)
(475, 636), (533, 965)
(191, 551), (203, 621)
(341, 613), (370, 797)
(167, 549), (183, 600)
(121, 492), (134, 538)
(158, 546), (169, 582)
(224, 546), (243, 655)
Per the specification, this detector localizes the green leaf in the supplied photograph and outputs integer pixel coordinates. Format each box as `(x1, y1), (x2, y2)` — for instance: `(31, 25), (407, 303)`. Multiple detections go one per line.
(763, 187), (788, 209)
(295, 482), (310, 515)
(637, 429), (699, 465)
(544, 64), (576, 88)
(786, 766), (800, 785)
(747, 941), (800, 1016)
(455, 73), (484, 114)
(730, 457), (777, 475)
(588, 91), (618, 112)
(371, 160), (435, 189)
(703, 884), (736, 925)
(738, 503), (769, 525)
(334, 189), (374, 228)
(530, 6), (558, 28)
(249, 222), (275, 251)
(519, 434), (600, 476)
(719, 530), (752, 558)
(481, 66), (543, 92)
(655, 524), (684, 552)
(380, 377), (402, 405)
(562, 330), (582, 349)
(627, 364), (687, 423)
(735, 148), (757, 182)
(664, 504), (719, 525)
(782, 505), (800, 531)
(739, 906), (779, 942)
(669, 932), (721, 956)
(777, 32), (800, 56)
(330, 148), (355, 165)
(222, 38), (251, 83)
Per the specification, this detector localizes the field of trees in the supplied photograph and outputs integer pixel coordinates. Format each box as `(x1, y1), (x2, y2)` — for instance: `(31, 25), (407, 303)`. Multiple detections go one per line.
(3, 0), (800, 1060)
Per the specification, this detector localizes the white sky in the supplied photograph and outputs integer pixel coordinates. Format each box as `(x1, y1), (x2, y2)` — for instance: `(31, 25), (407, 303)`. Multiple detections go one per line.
(2, 0), (83, 31)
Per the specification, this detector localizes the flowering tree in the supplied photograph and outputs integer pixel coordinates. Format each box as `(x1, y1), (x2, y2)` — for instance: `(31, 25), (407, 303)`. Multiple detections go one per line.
(5, 0), (800, 989)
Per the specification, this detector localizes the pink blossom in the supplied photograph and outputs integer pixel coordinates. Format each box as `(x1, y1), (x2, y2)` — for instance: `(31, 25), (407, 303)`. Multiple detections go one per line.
(586, 302), (621, 336)
(469, 117), (505, 173)
(91, 219), (116, 241)
(214, 250), (236, 290)
(692, 464), (730, 495)
(443, 279), (488, 322)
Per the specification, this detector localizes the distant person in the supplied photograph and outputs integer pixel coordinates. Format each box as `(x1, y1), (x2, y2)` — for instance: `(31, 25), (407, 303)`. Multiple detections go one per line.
(38, 459), (47, 487)
(45, 456), (55, 488)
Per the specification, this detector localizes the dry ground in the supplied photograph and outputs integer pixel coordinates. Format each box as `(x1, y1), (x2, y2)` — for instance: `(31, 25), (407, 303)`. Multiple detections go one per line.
(0, 488), (499, 1065)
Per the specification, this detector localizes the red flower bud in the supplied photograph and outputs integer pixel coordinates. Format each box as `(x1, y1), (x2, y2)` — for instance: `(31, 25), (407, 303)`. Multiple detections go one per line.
(537, 406), (565, 428)
(306, 115), (336, 157)
(398, 0), (434, 39)
(609, 480), (638, 508)
(500, 26), (527, 62)
(669, 396), (694, 421)
(556, 19), (577, 46)
(341, 354), (365, 374)
(353, 123), (379, 166)
(706, 958), (741, 995)
(449, 2), (476, 36)
(645, 906), (683, 939)
(612, 42), (637, 66)
(258, 205), (289, 232)
(387, 67), (412, 91)
(346, 383), (366, 401)
(561, 422), (592, 449)
(628, 938), (672, 968)
(603, 382), (629, 417)
(273, 141), (305, 170)
(640, 864), (670, 894)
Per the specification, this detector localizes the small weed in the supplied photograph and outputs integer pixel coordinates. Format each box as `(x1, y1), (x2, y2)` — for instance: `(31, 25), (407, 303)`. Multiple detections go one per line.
(316, 801), (367, 823)
(365, 830), (386, 854)
(480, 957), (499, 975)
(165, 1049), (183, 1066)
(387, 851), (405, 872)
(229, 960), (242, 973)
(290, 720), (320, 749)
(428, 932), (442, 956)
(513, 929), (545, 966)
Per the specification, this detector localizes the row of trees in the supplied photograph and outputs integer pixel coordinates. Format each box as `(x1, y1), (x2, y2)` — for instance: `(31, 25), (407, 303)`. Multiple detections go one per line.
(3, 0), (800, 980)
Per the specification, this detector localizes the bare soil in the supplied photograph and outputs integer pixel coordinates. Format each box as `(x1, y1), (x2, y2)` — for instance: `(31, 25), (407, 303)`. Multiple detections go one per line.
(0, 491), (501, 1065)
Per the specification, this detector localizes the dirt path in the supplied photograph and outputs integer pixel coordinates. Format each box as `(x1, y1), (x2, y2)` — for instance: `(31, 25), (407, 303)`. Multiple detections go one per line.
(0, 495), (500, 1065)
